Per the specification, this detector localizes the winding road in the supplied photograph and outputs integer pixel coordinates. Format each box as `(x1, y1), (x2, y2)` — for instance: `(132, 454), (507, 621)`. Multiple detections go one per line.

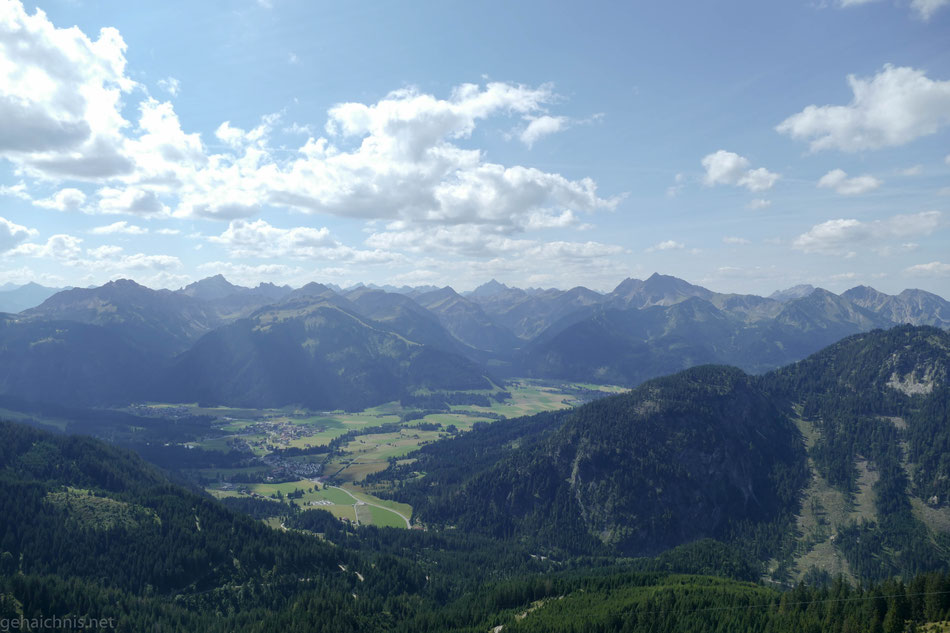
(328, 485), (411, 528)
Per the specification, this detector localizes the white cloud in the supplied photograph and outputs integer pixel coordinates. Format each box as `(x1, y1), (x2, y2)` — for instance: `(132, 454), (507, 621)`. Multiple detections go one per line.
(701, 150), (779, 192)
(817, 169), (882, 195)
(33, 188), (87, 211)
(0, 1), (135, 178)
(0, 182), (30, 200)
(0, 216), (38, 252)
(519, 115), (568, 148)
(118, 81), (613, 234)
(95, 186), (168, 216)
(722, 236), (750, 245)
(876, 242), (919, 256)
(156, 228), (181, 235)
(90, 220), (147, 235)
(747, 198), (772, 210)
(911, 0), (950, 19)
(646, 239), (685, 252)
(666, 173), (685, 198)
(794, 210), (942, 255)
(905, 261), (950, 275)
(86, 244), (124, 259)
(157, 77), (180, 96)
(0, 3), (627, 280)
(10, 234), (83, 260)
(777, 65), (950, 152)
(12, 234), (182, 284)
(838, 0), (948, 18)
(210, 219), (399, 264)
(197, 261), (304, 285)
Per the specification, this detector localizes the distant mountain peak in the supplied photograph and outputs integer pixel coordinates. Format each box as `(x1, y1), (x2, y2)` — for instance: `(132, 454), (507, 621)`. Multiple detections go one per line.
(105, 278), (146, 289)
(769, 284), (816, 302)
(178, 275), (244, 301)
(296, 282), (333, 294)
(469, 279), (511, 298)
(642, 272), (693, 290)
(609, 273), (711, 308)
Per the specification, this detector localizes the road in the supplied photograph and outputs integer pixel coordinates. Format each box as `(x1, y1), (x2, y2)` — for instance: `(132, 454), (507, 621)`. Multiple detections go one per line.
(328, 485), (411, 528)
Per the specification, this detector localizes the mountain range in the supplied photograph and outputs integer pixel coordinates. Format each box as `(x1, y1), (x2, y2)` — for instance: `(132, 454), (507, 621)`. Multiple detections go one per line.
(381, 325), (950, 584)
(0, 272), (947, 410)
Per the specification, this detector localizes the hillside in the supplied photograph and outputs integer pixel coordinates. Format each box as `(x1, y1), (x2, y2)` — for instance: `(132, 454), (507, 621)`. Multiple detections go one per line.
(161, 297), (493, 409)
(0, 282), (64, 313)
(395, 365), (808, 558)
(23, 279), (220, 356)
(0, 315), (158, 405)
(762, 325), (950, 581)
(377, 326), (950, 584)
(516, 288), (897, 385)
(0, 274), (946, 412)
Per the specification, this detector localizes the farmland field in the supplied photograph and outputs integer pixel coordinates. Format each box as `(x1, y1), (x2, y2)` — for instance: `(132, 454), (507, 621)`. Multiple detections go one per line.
(135, 380), (624, 529)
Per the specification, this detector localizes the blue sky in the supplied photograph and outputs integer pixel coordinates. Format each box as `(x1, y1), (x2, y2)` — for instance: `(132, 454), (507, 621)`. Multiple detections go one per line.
(0, 0), (948, 296)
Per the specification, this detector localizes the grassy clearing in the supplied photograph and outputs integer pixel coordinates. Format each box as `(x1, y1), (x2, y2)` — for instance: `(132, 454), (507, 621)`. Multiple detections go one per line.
(180, 379), (621, 530)
(364, 505), (406, 528)
(45, 488), (159, 531)
(343, 486), (412, 519)
(911, 497), (950, 534)
(790, 418), (885, 584)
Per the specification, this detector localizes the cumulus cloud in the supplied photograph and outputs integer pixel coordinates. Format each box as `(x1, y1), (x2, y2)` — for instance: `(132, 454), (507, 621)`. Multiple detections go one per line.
(646, 240), (685, 252)
(905, 261), (950, 275)
(95, 186), (168, 216)
(793, 210), (942, 255)
(701, 150), (779, 192)
(0, 1), (135, 178)
(0, 1), (625, 278)
(519, 115), (568, 147)
(0, 216), (38, 252)
(2, 7), (615, 236)
(11, 233), (182, 283)
(0, 182), (30, 200)
(777, 65), (950, 152)
(722, 236), (750, 245)
(90, 220), (147, 235)
(210, 219), (399, 264)
(817, 169), (882, 195)
(33, 188), (87, 211)
(10, 233), (83, 260)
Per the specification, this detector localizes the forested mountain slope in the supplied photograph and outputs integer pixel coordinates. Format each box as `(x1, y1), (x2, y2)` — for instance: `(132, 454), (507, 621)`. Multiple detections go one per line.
(160, 297), (493, 409)
(381, 326), (950, 584)
(392, 365), (809, 558)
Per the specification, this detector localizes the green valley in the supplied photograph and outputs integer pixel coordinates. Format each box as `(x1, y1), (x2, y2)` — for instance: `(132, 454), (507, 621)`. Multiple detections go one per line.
(130, 380), (620, 529)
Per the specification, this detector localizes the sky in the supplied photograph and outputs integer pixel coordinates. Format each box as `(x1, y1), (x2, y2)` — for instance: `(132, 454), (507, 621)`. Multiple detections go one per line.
(0, 0), (948, 296)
